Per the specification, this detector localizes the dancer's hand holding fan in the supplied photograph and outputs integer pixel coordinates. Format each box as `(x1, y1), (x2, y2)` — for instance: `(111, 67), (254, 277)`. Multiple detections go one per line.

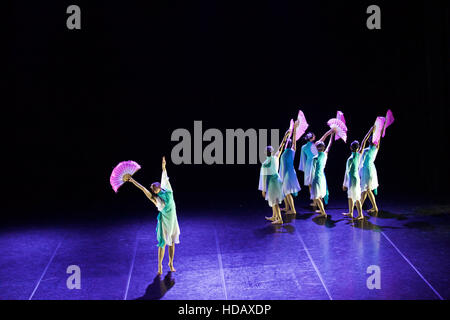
(110, 160), (142, 193)
(372, 116), (386, 146)
(327, 115), (348, 143)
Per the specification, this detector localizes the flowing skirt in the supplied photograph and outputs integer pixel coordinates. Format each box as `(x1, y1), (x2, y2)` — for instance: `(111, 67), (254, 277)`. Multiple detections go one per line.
(156, 207), (180, 248)
(360, 164), (379, 193)
(281, 169), (301, 197)
(263, 174), (284, 207)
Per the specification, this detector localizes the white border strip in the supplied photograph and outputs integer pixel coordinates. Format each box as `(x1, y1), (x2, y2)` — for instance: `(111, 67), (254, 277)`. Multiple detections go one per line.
(124, 234), (139, 300)
(381, 231), (444, 300)
(214, 228), (228, 300)
(295, 231), (333, 300)
(29, 241), (62, 300)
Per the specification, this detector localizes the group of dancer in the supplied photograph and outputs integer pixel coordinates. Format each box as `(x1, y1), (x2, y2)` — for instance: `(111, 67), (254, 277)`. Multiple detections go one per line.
(259, 111), (392, 225)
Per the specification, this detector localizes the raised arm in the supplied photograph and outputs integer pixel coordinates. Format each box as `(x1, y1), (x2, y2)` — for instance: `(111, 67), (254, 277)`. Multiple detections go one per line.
(325, 132), (335, 154)
(291, 120), (299, 151)
(318, 128), (334, 143)
(126, 176), (157, 205)
(276, 130), (291, 159)
(160, 156), (172, 191)
(359, 125), (375, 153)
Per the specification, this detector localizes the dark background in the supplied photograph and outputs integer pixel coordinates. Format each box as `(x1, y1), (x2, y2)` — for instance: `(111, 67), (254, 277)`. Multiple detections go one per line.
(9, 1), (449, 219)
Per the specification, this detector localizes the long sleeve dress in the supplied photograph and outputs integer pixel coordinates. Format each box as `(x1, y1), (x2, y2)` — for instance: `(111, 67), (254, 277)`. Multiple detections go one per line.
(343, 152), (362, 201)
(299, 141), (318, 186)
(310, 152), (329, 205)
(360, 145), (379, 195)
(258, 155), (284, 207)
(155, 170), (180, 248)
(279, 148), (301, 197)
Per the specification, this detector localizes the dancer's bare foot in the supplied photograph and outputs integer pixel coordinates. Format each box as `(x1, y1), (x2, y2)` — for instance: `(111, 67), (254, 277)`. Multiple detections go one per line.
(271, 219), (283, 225)
(265, 216), (276, 221)
(157, 266), (163, 275)
(315, 210), (321, 213)
(318, 213), (327, 218)
(356, 215), (365, 220)
(342, 212), (353, 218)
(367, 208), (378, 214)
(286, 210), (297, 215)
(168, 263), (176, 272)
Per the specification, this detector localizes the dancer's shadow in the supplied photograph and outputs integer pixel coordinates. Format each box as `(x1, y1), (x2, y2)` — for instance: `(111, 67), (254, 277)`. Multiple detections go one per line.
(368, 210), (408, 221)
(311, 215), (345, 228)
(254, 223), (296, 237)
(135, 272), (175, 300)
(349, 218), (401, 231)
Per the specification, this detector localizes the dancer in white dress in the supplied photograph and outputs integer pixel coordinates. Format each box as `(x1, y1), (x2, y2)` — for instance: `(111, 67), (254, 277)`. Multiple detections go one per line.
(342, 126), (374, 220)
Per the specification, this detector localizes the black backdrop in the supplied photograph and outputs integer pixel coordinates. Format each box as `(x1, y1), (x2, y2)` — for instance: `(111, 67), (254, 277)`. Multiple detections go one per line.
(9, 1), (449, 218)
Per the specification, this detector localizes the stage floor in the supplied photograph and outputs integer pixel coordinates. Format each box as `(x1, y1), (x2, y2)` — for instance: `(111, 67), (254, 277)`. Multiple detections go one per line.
(1, 201), (449, 300)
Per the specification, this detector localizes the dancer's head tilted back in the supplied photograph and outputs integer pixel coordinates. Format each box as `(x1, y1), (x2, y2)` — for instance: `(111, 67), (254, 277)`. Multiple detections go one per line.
(315, 141), (326, 152)
(151, 182), (162, 194)
(304, 132), (316, 142)
(350, 141), (360, 152)
(266, 146), (274, 157)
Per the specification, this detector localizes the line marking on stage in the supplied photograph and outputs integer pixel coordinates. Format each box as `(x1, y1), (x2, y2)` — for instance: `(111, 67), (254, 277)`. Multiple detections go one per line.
(124, 231), (139, 300)
(295, 230), (333, 300)
(214, 228), (228, 300)
(29, 240), (62, 300)
(381, 231), (444, 300)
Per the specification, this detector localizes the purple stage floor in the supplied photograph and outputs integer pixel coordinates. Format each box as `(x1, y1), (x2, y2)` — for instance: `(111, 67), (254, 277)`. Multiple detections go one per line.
(1, 201), (449, 300)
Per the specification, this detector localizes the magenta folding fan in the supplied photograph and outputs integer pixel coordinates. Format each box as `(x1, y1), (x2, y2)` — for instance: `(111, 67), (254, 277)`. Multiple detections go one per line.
(382, 109), (394, 137)
(296, 110), (309, 141)
(372, 116), (386, 145)
(110, 160), (141, 193)
(327, 118), (348, 143)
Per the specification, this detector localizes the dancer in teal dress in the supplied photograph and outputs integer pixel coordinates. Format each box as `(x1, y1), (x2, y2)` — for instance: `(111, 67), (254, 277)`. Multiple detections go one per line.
(309, 129), (335, 217)
(299, 132), (318, 207)
(342, 126), (374, 220)
(259, 130), (290, 225)
(279, 120), (301, 215)
(360, 133), (382, 214)
(125, 157), (180, 275)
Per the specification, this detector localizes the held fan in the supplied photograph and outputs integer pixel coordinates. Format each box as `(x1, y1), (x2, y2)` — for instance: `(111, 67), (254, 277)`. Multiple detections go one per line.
(382, 109), (395, 137)
(110, 160), (141, 193)
(295, 110), (309, 141)
(335, 111), (346, 141)
(372, 116), (386, 145)
(327, 117), (348, 143)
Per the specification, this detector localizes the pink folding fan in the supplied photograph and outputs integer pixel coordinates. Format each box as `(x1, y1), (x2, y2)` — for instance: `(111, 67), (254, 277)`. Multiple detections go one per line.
(295, 110), (309, 141)
(110, 160), (141, 193)
(335, 111), (346, 141)
(327, 118), (348, 143)
(372, 116), (386, 145)
(382, 109), (395, 137)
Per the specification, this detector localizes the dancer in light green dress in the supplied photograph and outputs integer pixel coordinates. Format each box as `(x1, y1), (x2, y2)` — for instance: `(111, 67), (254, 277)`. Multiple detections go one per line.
(360, 134), (382, 214)
(309, 128), (335, 217)
(259, 130), (290, 225)
(125, 157), (180, 275)
(342, 126), (374, 220)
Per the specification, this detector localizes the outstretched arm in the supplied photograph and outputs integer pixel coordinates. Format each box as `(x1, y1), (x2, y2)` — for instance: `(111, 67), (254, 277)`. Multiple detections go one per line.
(276, 130), (291, 159)
(359, 125), (375, 153)
(318, 128), (334, 143)
(291, 120), (299, 151)
(126, 176), (157, 205)
(160, 156), (173, 191)
(325, 132), (335, 154)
